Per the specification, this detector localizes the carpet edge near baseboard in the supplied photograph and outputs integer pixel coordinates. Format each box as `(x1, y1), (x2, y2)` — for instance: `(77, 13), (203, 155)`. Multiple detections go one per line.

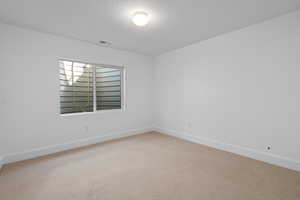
(154, 127), (300, 172)
(2, 127), (153, 165)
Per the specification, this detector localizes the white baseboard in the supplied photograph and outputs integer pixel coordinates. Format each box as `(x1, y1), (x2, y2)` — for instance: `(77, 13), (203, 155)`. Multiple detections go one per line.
(2, 127), (153, 164)
(154, 127), (300, 172)
(0, 157), (3, 173)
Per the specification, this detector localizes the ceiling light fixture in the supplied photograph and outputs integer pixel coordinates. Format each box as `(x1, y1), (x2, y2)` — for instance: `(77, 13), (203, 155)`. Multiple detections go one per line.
(131, 11), (150, 27)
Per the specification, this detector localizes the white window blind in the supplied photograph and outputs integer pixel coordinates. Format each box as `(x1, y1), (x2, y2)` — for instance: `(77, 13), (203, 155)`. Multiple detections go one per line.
(59, 60), (123, 114)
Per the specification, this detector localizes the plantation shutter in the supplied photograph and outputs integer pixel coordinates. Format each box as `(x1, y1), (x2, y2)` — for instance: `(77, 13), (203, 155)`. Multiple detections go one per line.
(95, 66), (122, 110)
(60, 60), (123, 114)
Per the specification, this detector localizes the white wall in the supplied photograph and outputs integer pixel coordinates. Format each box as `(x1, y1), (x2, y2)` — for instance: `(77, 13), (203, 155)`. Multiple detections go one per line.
(0, 23), (153, 162)
(154, 11), (300, 170)
(1, 10), (300, 171)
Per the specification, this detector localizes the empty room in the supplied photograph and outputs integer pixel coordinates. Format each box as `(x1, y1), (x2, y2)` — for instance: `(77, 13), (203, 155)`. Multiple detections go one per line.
(0, 0), (300, 199)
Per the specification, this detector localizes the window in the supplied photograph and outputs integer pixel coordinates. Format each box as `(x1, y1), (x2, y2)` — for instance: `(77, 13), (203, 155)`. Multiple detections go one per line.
(59, 60), (123, 114)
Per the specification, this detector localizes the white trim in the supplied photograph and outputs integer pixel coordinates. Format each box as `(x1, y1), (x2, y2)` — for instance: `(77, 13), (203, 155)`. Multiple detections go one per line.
(58, 58), (125, 70)
(0, 157), (3, 173)
(3, 127), (152, 164)
(92, 63), (96, 112)
(58, 59), (125, 116)
(60, 108), (125, 117)
(154, 127), (300, 172)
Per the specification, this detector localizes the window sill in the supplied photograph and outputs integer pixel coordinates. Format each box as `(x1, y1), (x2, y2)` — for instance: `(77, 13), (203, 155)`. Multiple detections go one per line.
(60, 108), (124, 117)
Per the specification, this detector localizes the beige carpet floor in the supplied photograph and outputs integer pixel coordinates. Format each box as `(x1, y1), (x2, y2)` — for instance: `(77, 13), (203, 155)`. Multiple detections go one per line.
(0, 132), (299, 200)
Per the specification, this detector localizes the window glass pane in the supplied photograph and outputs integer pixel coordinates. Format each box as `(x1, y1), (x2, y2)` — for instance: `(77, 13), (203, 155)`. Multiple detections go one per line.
(95, 66), (122, 110)
(59, 60), (94, 114)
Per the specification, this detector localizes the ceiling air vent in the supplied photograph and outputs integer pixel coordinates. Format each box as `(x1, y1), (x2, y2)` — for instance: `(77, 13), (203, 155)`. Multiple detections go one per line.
(99, 40), (111, 47)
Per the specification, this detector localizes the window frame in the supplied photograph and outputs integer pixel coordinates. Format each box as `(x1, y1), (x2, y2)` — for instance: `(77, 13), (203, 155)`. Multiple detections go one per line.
(58, 59), (125, 116)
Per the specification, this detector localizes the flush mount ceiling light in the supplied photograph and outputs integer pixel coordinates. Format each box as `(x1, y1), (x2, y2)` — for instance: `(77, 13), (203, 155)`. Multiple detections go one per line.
(131, 11), (150, 27)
